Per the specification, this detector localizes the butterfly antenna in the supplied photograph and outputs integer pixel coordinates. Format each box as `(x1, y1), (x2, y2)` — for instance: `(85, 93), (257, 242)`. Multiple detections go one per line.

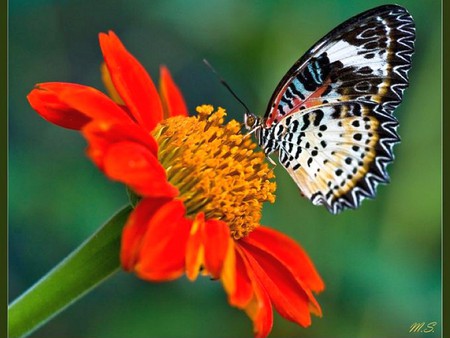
(203, 59), (251, 114)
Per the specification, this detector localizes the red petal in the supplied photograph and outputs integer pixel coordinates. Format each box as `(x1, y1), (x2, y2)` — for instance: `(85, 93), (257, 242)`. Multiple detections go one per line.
(136, 200), (191, 281)
(244, 226), (324, 293)
(239, 240), (319, 327)
(159, 66), (188, 118)
(236, 248), (273, 338)
(103, 141), (178, 198)
(82, 120), (158, 169)
(99, 31), (164, 132)
(202, 219), (229, 279)
(227, 248), (254, 308)
(27, 83), (93, 130)
(121, 198), (170, 270)
(35, 82), (134, 125)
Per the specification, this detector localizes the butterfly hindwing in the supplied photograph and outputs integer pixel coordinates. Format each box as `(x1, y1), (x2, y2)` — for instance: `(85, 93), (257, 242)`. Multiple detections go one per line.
(258, 5), (415, 213)
(267, 102), (398, 213)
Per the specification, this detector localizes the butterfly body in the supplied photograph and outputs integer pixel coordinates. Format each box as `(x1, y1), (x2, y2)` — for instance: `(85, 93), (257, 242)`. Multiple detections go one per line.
(245, 5), (415, 214)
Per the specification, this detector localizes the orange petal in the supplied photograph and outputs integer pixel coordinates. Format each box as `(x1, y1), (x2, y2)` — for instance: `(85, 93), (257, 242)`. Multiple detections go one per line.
(100, 62), (124, 105)
(239, 240), (319, 327)
(135, 200), (191, 281)
(220, 238), (237, 297)
(99, 31), (164, 132)
(37, 82), (133, 124)
(121, 197), (170, 271)
(27, 84), (90, 130)
(82, 120), (158, 169)
(202, 219), (230, 279)
(103, 141), (178, 198)
(159, 66), (188, 118)
(243, 226), (324, 293)
(27, 83), (105, 130)
(236, 247), (273, 338)
(185, 213), (205, 281)
(227, 246), (253, 308)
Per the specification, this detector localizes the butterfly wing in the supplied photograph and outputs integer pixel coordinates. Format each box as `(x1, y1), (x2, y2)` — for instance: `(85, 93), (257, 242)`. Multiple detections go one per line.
(273, 102), (397, 214)
(262, 5), (415, 213)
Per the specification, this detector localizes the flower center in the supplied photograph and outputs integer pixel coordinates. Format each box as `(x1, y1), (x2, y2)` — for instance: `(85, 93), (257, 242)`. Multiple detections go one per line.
(153, 105), (276, 239)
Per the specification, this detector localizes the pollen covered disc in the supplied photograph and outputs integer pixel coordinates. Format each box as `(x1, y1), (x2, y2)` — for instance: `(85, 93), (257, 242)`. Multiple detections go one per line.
(257, 5), (415, 213)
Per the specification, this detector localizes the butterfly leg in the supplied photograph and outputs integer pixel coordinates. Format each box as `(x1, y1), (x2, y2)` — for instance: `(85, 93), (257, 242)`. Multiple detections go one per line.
(266, 154), (277, 166)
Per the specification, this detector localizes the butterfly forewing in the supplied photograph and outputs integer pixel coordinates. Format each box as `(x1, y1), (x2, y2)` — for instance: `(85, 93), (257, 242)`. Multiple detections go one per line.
(258, 5), (415, 213)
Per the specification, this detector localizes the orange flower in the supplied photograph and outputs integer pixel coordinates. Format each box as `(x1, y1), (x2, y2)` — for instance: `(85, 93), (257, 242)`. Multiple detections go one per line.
(27, 31), (324, 337)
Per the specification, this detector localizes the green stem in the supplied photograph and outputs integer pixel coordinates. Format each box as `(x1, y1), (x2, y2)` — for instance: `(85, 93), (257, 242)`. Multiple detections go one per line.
(8, 205), (132, 338)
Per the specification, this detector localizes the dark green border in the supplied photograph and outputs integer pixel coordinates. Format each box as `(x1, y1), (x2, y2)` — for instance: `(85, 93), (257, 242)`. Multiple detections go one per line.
(2, 0), (7, 336)
(0, 0), (442, 337)
(443, 1), (448, 337)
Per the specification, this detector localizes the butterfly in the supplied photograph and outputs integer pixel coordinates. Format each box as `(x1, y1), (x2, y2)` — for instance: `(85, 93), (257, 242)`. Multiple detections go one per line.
(244, 4), (415, 214)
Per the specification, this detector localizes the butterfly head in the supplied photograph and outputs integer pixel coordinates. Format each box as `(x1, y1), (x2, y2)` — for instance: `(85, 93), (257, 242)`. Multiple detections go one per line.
(244, 112), (261, 134)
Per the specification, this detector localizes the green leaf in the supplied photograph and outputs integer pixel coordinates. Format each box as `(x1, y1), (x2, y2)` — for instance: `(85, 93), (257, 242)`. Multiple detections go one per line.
(8, 205), (132, 338)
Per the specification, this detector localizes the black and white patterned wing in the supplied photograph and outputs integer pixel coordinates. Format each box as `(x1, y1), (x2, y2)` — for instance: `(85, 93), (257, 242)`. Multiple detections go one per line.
(259, 5), (415, 213)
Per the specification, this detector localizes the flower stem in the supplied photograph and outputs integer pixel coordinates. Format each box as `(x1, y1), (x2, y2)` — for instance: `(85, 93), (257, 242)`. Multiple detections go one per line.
(8, 205), (132, 338)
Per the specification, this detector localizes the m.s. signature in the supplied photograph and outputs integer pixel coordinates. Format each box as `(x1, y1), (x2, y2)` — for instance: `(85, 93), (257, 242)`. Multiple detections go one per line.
(409, 321), (438, 333)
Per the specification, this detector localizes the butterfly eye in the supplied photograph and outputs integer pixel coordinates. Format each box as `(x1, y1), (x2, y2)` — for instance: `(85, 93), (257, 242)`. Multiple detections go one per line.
(244, 112), (258, 130)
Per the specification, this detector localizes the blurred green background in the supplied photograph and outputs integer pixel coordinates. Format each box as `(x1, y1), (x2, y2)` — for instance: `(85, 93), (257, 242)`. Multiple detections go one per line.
(9, 0), (441, 337)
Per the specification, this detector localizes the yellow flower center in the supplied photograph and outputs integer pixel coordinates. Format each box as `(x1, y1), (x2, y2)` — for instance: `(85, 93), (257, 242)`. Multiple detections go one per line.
(153, 105), (276, 239)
